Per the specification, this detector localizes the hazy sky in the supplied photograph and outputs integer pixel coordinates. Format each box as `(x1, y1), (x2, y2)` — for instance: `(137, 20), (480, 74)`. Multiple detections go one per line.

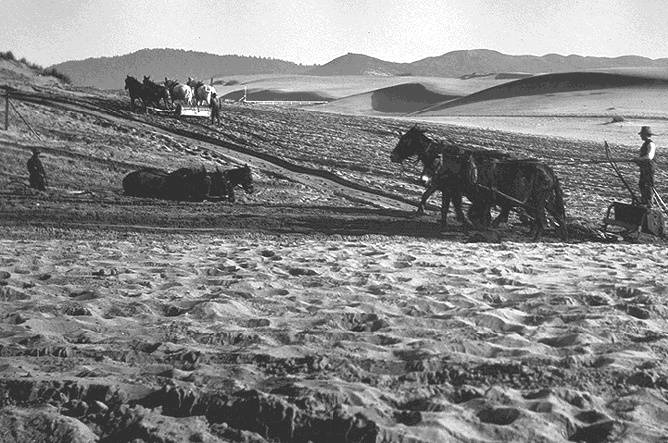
(3, 0), (668, 66)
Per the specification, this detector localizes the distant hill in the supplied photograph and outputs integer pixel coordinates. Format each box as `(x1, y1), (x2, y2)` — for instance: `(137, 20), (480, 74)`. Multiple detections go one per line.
(307, 53), (411, 76)
(50, 48), (668, 89)
(309, 49), (668, 78)
(408, 49), (668, 77)
(49, 48), (313, 89)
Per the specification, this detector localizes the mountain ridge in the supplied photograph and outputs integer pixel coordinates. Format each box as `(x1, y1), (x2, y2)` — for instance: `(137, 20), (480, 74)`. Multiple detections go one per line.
(49, 48), (668, 89)
(50, 48), (314, 89)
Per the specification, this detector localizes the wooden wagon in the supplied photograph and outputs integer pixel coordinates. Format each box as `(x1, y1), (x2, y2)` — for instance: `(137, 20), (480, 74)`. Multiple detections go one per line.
(146, 104), (211, 118)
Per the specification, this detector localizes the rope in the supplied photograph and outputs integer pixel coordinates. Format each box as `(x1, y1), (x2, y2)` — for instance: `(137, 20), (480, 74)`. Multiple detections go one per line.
(547, 158), (636, 167)
(8, 97), (42, 141)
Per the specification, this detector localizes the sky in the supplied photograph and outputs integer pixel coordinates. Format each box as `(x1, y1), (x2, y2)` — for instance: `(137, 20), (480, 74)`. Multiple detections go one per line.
(2, 0), (668, 67)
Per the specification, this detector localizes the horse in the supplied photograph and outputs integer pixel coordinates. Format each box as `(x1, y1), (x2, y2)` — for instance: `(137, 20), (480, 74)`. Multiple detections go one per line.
(123, 166), (209, 201)
(420, 148), (568, 240)
(124, 75), (146, 110)
(217, 165), (254, 202)
(165, 78), (193, 106)
(165, 166), (210, 201)
(142, 76), (172, 109)
(391, 124), (509, 226)
(187, 77), (216, 107)
(122, 165), (254, 202)
(122, 167), (169, 198)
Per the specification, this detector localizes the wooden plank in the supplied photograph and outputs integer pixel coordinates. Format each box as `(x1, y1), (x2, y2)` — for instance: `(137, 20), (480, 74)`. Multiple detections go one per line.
(176, 106), (210, 117)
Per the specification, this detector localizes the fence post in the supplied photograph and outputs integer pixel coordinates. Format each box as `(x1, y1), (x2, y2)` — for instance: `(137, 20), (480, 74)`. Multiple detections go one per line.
(4, 88), (8, 131)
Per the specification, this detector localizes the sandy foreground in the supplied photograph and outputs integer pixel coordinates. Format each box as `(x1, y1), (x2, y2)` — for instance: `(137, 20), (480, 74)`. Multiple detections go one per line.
(1, 228), (668, 442)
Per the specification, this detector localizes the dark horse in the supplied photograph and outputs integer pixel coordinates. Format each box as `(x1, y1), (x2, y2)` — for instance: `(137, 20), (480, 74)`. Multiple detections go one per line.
(124, 75), (145, 110)
(419, 141), (568, 240)
(215, 165), (254, 202)
(122, 165), (254, 202)
(123, 166), (210, 201)
(142, 76), (172, 109)
(391, 124), (509, 226)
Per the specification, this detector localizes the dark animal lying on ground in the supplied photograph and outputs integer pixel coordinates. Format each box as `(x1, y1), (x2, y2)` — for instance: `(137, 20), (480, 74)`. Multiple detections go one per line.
(123, 165), (254, 202)
(217, 164), (254, 202)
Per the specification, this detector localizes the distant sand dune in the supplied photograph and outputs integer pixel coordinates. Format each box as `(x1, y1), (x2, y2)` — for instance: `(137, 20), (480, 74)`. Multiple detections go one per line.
(322, 82), (460, 114)
(222, 88), (330, 102)
(418, 71), (668, 114)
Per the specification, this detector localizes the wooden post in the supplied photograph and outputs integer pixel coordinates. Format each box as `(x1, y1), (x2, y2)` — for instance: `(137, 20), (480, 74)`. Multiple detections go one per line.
(4, 88), (8, 131)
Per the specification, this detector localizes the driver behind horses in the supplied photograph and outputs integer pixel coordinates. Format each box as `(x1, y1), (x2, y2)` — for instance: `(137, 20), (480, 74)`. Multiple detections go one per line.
(210, 92), (221, 125)
(634, 126), (656, 207)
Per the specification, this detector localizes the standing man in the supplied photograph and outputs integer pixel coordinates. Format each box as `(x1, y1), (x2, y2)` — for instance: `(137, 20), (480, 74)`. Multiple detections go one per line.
(634, 126), (656, 207)
(210, 92), (221, 126)
(27, 147), (47, 191)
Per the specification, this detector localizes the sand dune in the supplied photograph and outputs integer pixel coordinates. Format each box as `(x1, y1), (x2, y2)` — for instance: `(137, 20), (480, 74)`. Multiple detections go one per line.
(417, 71), (668, 115)
(212, 74), (507, 103)
(321, 83), (460, 114)
(222, 88), (331, 102)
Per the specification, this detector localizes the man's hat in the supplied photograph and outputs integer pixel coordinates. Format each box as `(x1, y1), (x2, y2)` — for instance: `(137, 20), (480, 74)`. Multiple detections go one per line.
(639, 126), (654, 136)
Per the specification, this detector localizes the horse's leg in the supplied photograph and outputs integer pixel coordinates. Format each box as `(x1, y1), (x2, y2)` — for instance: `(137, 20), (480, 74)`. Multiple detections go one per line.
(440, 191), (451, 228)
(492, 205), (511, 227)
(417, 186), (436, 214)
(228, 188), (236, 203)
(531, 194), (548, 241)
(452, 193), (472, 226)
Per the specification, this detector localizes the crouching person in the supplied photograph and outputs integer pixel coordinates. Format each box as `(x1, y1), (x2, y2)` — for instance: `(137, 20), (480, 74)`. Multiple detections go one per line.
(27, 148), (48, 191)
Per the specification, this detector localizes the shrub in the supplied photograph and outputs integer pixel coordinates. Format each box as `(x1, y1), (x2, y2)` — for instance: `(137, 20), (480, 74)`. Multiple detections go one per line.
(42, 67), (71, 84)
(0, 51), (16, 61)
(1, 50), (71, 84)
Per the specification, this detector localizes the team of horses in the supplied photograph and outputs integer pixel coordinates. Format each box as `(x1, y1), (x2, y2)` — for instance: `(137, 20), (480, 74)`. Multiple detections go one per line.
(124, 75), (217, 111)
(391, 125), (568, 240)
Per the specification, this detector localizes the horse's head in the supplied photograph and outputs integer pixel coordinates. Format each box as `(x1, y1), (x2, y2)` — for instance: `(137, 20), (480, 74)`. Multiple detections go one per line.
(391, 124), (428, 163)
(124, 75), (135, 90)
(143, 75), (152, 86)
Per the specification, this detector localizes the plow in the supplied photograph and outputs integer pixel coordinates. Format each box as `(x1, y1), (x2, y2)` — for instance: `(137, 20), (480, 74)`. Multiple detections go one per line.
(600, 141), (666, 240)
